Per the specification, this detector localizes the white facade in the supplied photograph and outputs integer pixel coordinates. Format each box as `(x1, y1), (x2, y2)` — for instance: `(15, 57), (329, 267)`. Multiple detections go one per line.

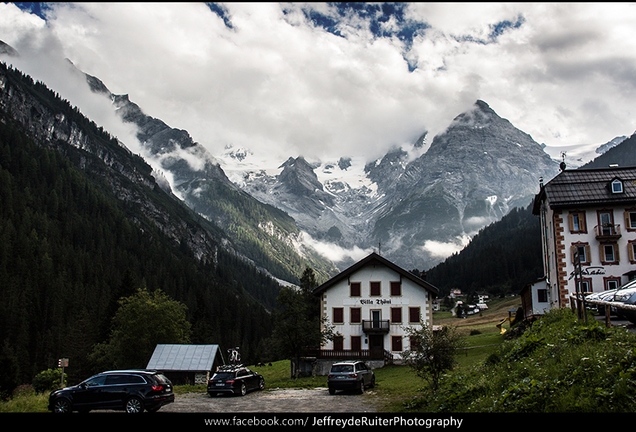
(533, 167), (636, 309)
(521, 278), (551, 319)
(314, 253), (438, 359)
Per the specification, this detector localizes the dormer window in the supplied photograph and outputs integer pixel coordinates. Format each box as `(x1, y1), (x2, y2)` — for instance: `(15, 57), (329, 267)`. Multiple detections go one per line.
(611, 178), (624, 194)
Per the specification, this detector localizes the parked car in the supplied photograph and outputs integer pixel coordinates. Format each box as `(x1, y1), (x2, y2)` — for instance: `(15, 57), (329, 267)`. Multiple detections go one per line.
(327, 361), (375, 395)
(609, 280), (636, 322)
(48, 369), (174, 414)
(207, 365), (264, 397)
(585, 288), (620, 315)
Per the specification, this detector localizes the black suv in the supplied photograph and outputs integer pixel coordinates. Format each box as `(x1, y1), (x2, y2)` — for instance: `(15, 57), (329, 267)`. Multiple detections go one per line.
(48, 370), (174, 414)
(328, 361), (375, 394)
(207, 365), (265, 397)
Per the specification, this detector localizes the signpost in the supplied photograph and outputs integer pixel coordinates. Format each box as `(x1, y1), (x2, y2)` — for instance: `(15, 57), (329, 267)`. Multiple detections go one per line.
(572, 249), (587, 322)
(57, 358), (68, 387)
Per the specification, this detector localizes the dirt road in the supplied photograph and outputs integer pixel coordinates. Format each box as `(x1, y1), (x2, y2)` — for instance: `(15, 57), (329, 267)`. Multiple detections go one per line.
(163, 387), (381, 413)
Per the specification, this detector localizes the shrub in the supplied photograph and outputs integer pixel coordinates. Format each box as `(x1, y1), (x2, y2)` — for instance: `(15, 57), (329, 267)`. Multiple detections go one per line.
(32, 369), (65, 394)
(12, 384), (35, 398)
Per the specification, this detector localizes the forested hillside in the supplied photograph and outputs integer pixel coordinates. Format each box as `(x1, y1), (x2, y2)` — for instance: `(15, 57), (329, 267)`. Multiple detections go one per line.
(425, 205), (543, 298)
(581, 132), (636, 168)
(0, 63), (281, 391)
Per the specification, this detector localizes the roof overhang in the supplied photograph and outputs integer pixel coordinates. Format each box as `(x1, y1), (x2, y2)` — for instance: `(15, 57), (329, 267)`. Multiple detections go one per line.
(313, 252), (439, 297)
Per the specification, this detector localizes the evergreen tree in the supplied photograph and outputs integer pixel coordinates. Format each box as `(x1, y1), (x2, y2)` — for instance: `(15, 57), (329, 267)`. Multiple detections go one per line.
(272, 267), (335, 378)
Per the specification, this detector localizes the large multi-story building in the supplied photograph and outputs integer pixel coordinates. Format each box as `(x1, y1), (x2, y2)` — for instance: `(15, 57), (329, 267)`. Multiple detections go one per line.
(532, 166), (636, 309)
(313, 252), (439, 362)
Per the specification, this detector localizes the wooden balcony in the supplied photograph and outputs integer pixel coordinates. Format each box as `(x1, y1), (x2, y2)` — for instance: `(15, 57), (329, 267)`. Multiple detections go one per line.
(302, 348), (392, 361)
(595, 224), (621, 240)
(362, 319), (390, 334)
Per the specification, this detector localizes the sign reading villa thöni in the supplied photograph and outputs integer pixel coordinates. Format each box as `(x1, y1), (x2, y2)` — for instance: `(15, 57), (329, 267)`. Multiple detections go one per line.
(360, 299), (392, 305)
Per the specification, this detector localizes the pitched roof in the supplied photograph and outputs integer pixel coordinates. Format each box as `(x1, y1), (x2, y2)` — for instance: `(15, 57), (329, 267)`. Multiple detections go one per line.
(146, 344), (221, 372)
(313, 252), (439, 296)
(533, 166), (636, 213)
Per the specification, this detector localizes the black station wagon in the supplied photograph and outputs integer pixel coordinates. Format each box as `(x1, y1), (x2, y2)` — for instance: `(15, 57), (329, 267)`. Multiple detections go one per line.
(207, 365), (265, 397)
(48, 369), (174, 414)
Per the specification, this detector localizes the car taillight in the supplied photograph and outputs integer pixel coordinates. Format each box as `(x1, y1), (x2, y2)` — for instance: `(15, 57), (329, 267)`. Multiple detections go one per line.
(152, 385), (164, 391)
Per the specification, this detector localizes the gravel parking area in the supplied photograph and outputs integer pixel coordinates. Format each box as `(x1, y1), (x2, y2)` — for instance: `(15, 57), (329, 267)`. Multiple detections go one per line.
(163, 387), (381, 413)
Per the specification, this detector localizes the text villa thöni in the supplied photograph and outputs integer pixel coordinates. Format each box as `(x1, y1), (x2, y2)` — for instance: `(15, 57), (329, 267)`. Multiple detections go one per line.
(360, 299), (392, 305)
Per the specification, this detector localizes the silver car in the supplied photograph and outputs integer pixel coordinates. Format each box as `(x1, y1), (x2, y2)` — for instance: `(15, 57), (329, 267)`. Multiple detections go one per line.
(327, 361), (375, 395)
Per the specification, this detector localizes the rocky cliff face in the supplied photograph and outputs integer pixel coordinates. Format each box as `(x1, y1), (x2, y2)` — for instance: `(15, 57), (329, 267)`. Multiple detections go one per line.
(238, 100), (560, 270)
(80, 67), (338, 282)
(370, 100), (560, 268)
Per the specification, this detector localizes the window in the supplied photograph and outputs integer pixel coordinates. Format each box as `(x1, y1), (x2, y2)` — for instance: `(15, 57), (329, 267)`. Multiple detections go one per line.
(350, 307), (361, 324)
(351, 336), (361, 351)
(105, 374), (145, 385)
(391, 336), (403, 352)
(409, 335), (420, 351)
(355, 362), (367, 372)
(568, 211), (587, 233)
(579, 279), (592, 293)
(571, 243), (590, 265)
(370, 281), (381, 296)
(604, 278), (621, 291)
(333, 335), (344, 351)
(409, 307), (421, 324)
(600, 243), (619, 264)
(625, 209), (636, 232)
(629, 240), (636, 264)
(390, 281), (401, 296)
(598, 210), (615, 236)
(537, 289), (548, 303)
(350, 282), (361, 297)
(611, 179), (624, 194)
(371, 310), (382, 327)
(390, 307), (402, 324)
(333, 307), (344, 324)
(85, 375), (107, 387)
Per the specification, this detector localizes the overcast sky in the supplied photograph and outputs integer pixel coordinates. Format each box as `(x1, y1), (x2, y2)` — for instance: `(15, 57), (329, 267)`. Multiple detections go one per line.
(2, 2), (636, 165)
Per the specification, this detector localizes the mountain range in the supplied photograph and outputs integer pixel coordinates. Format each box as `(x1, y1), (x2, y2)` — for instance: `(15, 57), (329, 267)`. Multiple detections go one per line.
(70, 58), (623, 273)
(0, 40), (629, 278)
(69, 58), (561, 272)
(229, 99), (563, 270)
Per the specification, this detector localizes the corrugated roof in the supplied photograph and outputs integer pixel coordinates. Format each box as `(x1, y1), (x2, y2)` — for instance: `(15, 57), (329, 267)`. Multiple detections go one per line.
(537, 167), (636, 209)
(146, 344), (220, 372)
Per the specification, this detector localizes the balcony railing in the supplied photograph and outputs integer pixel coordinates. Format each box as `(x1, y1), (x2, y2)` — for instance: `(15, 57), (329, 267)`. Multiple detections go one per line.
(595, 224), (621, 240)
(361, 319), (390, 333)
(302, 348), (392, 361)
